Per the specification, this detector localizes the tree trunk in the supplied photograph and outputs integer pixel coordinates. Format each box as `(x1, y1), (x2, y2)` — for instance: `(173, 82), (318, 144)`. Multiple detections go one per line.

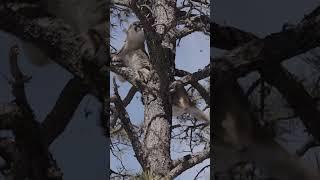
(141, 0), (177, 177)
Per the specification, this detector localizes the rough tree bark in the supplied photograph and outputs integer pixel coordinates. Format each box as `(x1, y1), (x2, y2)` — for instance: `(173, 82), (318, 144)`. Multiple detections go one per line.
(140, 0), (177, 175)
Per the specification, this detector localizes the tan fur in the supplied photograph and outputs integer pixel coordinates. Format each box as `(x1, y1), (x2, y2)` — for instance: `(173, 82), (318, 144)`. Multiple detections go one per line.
(172, 83), (209, 122)
(114, 21), (150, 82)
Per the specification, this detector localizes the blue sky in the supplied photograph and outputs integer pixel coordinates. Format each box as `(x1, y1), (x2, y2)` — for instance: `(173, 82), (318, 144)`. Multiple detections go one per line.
(110, 15), (210, 179)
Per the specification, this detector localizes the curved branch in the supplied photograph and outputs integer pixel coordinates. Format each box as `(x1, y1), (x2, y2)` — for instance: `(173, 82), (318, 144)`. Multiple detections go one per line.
(168, 148), (209, 178)
(110, 86), (138, 128)
(0, 2), (108, 82)
(215, 6), (320, 77)
(174, 68), (210, 105)
(112, 78), (146, 169)
(173, 64), (210, 87)
(42, 77), (89, 145)
(8, 45), (54, 180)
(211, 22), (259, 50)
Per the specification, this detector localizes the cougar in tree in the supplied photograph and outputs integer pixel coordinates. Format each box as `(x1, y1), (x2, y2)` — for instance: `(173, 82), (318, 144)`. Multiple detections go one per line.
(113, 21), (209, 122)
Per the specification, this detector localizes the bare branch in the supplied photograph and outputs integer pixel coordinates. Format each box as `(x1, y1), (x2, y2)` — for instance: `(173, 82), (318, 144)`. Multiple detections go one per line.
(194, 164), (210, 180)
(168, 148), (209, 178)
(190, 0), (209, 5)
(112, 78), (146, 169)
(7, 45), (54, 180)
(171, 64), (210, 98)
(215, 6), (320, 78)
(111, 0), (131, 7)
(110, 86), (138, 128)
(261, 64), (320, 141)
(42, 78), (89, 145)
(211, 22), (259, 50)
(0, 2), (108, 87)
(177, 15), (210, 38)
(175, 68), (210, 105)
(9, 44), (33, 113)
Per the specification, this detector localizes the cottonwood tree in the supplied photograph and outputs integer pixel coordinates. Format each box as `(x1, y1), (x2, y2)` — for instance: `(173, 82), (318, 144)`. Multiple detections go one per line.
(0, 0), (109, 179)
(213, 4), (320, 180)
(110, 0), (210, 179)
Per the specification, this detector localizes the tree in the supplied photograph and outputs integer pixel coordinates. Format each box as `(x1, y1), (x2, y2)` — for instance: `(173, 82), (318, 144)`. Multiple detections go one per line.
(0, 1), (109, 179)
(110, 0), (210, 179)
(213, 4), (320, 180)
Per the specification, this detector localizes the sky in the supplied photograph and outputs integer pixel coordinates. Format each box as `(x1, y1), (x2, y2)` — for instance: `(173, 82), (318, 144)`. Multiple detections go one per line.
(110, 13), (210, 179)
